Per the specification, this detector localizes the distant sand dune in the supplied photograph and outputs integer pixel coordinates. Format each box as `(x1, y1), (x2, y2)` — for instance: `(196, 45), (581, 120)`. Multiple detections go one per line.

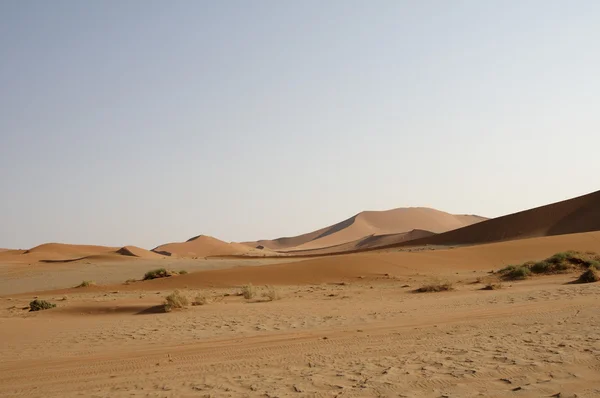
(122, 231), (600, 290)
(153, 235), (270, 258)
(242, 208), (486, 252)
(392, 189), (600, 248)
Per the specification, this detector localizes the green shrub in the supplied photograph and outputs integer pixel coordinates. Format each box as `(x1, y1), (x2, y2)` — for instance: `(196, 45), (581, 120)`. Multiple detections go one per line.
(577, 268), (600, 284)
(29, 299), (56, 312)
(164, 290), (189, 312)
(144, 268), (175, 280)
(503, 266), (531, 280)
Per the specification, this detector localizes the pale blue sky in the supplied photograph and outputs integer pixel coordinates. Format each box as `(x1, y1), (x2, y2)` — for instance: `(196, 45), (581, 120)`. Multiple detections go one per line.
(1, 1), (598, 249)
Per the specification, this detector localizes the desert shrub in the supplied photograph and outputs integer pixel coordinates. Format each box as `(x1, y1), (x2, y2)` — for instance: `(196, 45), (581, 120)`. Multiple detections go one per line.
(179, 270), (188, 275)
(414, 281), (453, 293)
(530, 260), (570, 274)
(502, 266), (531, 280)
(29, 299), (56, 312)
(576, 268), (600, 284)
(75, 280), (95, 288)
(164, 290), (189, 312)
(192, 292), (208, 306)
(262, 285), (281, 301)
(124, 278), (137, 285)
(241, 284), (256, 299)
(144, 268), (175, 280)
(481, 283), (503, 290)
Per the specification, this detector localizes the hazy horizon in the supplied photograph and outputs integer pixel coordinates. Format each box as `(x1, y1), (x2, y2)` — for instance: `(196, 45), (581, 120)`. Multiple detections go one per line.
(2, 1), (599, 249)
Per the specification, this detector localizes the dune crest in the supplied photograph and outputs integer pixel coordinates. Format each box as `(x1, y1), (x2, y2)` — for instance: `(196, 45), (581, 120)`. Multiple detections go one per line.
(243, 207), (486, 251)
(153, 234), (269, 258)
(393, 189), (600, 248)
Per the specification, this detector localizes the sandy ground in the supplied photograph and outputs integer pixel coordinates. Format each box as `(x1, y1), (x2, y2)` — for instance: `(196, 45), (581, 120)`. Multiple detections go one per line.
(0, 258), (303, 295)
(1, 270), (600, 397)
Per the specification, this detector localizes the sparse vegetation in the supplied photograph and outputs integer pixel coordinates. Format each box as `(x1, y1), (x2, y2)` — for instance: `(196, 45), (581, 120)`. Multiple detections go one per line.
(262, 285), (281, 301)
(577, 268), (600, 284)
(481, 283), (503, 290)
(179, 270), (188, 275)
(144, 268), (176, 280)
(414, 281), (453, 293)
(241, 284), (256, 299)
(29, 299), (56, 311)
(192, 292), (208, 306)
(124, 278), (137, 285)
(164, 290), (189, 312)
(497, 251), (600, 280)
(75, 280), (95, 288)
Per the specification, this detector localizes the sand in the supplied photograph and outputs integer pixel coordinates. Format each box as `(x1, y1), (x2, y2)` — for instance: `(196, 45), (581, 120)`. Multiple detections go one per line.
(153, 234), (275, 258)
(398, 189), (600, 248)
(242, 207), (486, 251)
(2, 192), (600, 397)
(1, 271), (599, 397)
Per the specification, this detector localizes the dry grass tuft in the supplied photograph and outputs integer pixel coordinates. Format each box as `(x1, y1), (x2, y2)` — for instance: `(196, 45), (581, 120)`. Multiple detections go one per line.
(192, 292), (209, 306)
(241, 284), (256, 300)
(481, 283), (503, 290)
(164, 290), (189, 312)
(414, 281), (453, 293)
(262, 285), (281, 301)
(75, 280), (95, 288)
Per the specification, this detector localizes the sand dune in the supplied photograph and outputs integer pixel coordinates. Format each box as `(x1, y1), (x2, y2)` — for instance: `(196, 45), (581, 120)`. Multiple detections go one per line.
(153, 234), (270, 258)
(122, 231), (600, 290)
(243, 207), (486, 251)
(115, 245), (164, 259)
(280, 229), (436, 256)
(392, 189), (600, 248)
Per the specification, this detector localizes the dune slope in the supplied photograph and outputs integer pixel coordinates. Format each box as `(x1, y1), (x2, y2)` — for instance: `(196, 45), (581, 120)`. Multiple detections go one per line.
(394, 189), (600, 247)
(153, 235), (262, 257)
(243, 208), (486, 251)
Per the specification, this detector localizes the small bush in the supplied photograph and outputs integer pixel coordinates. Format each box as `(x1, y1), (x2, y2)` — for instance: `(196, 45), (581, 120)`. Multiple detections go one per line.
(144, 268), (175, 280)
(262, 285), (281, 301)
(530, 260), (570, 274)
(241, 284), (256, 299)
(481, 283), (503, 290)
(164, 290), (189, 312)
(414, 281), (453, 293)
(192, 292), (208, 306)
(179, 270), (188, 275)
(75, 280), (95, 288)
(503, 266), (531, 280)
(29, 299), (56, 312)
(577, 268), (600, 284)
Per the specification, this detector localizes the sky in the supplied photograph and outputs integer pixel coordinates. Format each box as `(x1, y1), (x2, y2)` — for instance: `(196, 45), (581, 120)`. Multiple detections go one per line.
(1, 1), (599, 249)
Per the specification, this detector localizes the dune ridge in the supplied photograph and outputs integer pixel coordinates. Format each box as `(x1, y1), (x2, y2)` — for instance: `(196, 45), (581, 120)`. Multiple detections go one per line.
(390, 189), (600, 248)
(242, 207), (486, 251)
(152, 235), (270, 258)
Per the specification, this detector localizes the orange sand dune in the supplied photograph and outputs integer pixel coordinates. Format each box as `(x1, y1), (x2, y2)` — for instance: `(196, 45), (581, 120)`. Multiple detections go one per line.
(243, 208), (486, 251)
(130, 231), (600, 289)
(281, 229), (436, 256)
(116, 246), (164, 259)
(394, 189), (600, 248)
(153, 235), (268, 258)
(0, 243), (164, 264)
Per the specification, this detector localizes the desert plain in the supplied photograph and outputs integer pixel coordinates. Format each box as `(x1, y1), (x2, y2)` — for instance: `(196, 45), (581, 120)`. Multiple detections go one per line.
(1, 190), (600, 397)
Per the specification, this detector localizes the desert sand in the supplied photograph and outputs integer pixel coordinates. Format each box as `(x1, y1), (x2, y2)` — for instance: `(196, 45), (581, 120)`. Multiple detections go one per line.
(242, 207), (486, 252)
(2, 191), (600, 397)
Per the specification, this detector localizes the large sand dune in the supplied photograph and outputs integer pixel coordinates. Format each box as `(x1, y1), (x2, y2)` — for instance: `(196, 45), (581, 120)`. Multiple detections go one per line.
(243, 207), (486, 251)
(153, 234), (272, 258)
(392, 189), (600, 248)
(120, 231), (600, 290)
